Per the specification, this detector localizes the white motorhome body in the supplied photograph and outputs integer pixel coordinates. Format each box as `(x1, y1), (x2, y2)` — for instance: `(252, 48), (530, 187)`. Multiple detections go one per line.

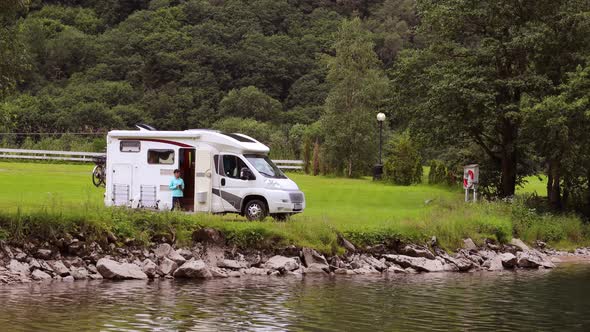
(104, 129), (305, 220)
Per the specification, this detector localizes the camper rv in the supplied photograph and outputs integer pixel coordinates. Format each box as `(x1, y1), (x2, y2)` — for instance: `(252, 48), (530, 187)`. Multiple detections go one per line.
(103, 128), (305, 220)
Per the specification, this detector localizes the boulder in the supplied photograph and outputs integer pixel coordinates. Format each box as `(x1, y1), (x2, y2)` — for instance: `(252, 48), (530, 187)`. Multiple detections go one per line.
(302, 263), (329, 274)
(301, 248), (328, 267)
(62, 275), (75, 282)
(499, 253), (517, 268)
(353, 266), (381, 274)
(31, 269), (52, 281)
(387, 265), (407, 274)
(154, 243), (172, 259)
(50, 261), (70, 277)
(510, 238), (530, 251)
(209, 267), (229, 278)
(440, 254), (473, 272)
(142, 259), (157, 278)
(192, 228), (225, 246)
(96, 258), (148, 280)
(487, 256), (505, 271)
(218, 259), (248, 270)
(516, 250), (555, 269)
(383, 255), (453, 273)
(241, 267), (268, 276)
(167, 250), (187, 266)
(337, 234), (356, 252)
(398, 244), (436, 260)
(8, 259), (30, 276)
(158, 257), (178, 276)
(264, 255), (299, 271)
(70, 267), (89, 280)
(349, 254), (386, 271)
(463, 238), (478, 251)
(173, 259), (212, 278)
(35, 249), (53, 260)
(177, 249), (193, 260)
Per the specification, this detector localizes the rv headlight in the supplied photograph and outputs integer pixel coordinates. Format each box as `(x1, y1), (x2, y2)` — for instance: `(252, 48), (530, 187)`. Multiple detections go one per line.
(264, 179), (281, 189)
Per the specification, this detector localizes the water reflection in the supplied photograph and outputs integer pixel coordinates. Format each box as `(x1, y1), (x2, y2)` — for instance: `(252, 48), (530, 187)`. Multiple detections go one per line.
(1, 265), (590, 331)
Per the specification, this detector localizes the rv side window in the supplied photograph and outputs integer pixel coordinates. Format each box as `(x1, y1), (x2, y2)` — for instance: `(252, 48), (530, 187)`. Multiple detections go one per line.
(120, 140), (141, 152)
(222, 155), (249, 179)
(214, 155), (219, 174)
(148, 149), (175, 164)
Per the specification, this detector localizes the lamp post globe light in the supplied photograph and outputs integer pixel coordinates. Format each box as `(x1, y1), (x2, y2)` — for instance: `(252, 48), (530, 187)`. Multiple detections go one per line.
(373, 112), (386, 180)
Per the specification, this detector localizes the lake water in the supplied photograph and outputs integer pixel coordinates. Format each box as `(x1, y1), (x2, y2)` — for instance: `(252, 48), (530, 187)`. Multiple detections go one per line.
(1, 264), (590, 331)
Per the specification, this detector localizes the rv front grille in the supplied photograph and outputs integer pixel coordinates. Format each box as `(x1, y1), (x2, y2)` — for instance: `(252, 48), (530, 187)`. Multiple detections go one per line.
(289, 192), (304, 203)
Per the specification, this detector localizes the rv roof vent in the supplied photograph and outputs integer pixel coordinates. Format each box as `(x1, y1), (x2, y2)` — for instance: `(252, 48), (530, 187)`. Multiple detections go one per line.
(135, 124), (157, 131)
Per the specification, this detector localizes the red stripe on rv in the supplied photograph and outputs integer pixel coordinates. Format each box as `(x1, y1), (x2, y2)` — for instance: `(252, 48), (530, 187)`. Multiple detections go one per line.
(121, 138), (193, 147)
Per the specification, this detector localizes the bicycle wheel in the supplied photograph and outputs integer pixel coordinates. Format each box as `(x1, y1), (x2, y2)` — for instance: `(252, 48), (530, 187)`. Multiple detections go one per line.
(92, 165), (104, 187)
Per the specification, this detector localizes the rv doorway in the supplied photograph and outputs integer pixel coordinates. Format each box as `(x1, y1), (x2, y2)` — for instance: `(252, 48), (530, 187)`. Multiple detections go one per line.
(179, 148), (195, 211)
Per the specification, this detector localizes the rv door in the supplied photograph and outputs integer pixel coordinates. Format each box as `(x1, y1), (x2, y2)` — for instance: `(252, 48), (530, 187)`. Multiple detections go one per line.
(112, 163), (132, 206)
(218, 154), (253, 212)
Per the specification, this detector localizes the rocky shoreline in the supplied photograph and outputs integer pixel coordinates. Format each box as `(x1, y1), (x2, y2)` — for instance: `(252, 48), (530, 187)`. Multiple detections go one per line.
(1, 228), (590, 285)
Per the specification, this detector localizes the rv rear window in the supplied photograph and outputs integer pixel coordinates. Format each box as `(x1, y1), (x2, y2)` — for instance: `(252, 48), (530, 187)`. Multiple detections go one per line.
(148, 149), (175, 165)
(120, 140), (141, 152)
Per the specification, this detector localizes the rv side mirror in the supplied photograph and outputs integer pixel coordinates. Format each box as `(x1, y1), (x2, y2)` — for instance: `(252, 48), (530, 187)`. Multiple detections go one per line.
(240, 167), (254, 180)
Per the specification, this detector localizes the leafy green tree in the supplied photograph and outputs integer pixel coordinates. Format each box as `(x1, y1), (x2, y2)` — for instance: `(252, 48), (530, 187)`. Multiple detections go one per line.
(219, 86), (282, 122)
(392, 0), (590, 197)
(384, 131), (422, 185)
(0, 0), (30, 99)
(321, 18), (388, 177)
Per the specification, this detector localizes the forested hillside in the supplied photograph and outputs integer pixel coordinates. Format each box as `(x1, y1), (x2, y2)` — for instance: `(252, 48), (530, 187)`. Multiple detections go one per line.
(2, 0), (590, 213)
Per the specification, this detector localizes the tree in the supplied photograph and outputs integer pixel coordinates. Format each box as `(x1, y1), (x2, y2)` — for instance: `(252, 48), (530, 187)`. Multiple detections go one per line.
(383, 131), (422, 185)
(0, 0), (30, 99)
(218, 86), (282, 122)
(321, 18), (388, 177)
(522, 63), (590, 210)
(392, 0), (590, 197)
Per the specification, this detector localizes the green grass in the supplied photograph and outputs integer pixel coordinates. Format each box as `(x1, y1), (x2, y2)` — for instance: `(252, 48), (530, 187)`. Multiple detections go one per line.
(0, 161), (587, 253)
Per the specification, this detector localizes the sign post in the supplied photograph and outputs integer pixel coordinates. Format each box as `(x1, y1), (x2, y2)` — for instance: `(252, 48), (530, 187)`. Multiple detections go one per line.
(463, 164), (479, 202)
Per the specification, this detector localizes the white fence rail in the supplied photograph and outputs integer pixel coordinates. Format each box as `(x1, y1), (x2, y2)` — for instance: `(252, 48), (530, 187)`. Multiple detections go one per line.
(0, 148), (304, 170)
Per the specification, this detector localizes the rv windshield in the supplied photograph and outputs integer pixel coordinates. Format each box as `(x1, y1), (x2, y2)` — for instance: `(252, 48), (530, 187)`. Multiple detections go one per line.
(244, 154), (286, 179)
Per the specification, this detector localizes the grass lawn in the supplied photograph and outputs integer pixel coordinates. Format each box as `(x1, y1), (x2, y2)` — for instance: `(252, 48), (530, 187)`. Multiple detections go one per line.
(0, 161), (586, 252)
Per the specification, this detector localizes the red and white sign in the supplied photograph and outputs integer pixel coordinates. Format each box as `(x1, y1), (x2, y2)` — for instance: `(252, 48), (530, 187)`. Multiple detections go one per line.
(463, 164), (479, 189)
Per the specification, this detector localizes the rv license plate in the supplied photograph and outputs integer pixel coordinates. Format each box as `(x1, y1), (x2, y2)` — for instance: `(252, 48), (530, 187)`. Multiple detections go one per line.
(294, 203), (302, 210)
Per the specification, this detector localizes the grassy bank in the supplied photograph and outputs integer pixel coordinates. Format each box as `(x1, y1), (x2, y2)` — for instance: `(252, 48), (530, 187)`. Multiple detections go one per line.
(0, 161), (588, 253)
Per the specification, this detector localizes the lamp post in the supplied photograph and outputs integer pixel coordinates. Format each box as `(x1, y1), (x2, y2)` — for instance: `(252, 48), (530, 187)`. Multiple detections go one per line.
(373, 112), (386, 180)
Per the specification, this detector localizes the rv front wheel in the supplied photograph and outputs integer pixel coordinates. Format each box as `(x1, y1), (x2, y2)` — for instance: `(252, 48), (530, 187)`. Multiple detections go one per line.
(244, 199), (267, 221)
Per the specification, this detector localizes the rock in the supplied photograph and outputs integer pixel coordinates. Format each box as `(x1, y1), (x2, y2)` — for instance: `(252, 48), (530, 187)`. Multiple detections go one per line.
(62, 276), (75, 282)
(67, 239), (85, 255)
(96, 258), (148, 280)
(177, 249), (193, 260)
(430, 236), (438, 247)
(15, 252), (27, 262)
(64, 257), (85, 268)
(8, 260), (30, 275)
(510, 238), (530, 251)
(70, 267), (89, 280)
(89, 273), (103, 280)
(334, 268), (355, 275)
(399, 244), (436, 260)
(31, 269), (52, 281)
(158, 257), (178, 276)
(209, 267), (229, 278)
(28, 258), (42, 270)
(218, 259), (248, 270)
(173, 259), (212, 278)
(387, 265), (407, 274)
(301, 248), (328, 267)
(487, 256), (505, 271)
(463, 238), (478, 251)
(499, 253), (517, 268)
(353, 266), (380, 275)
(303, 263), (329, 274)
(154, 243), (172, 259)
(338, 234), (356, 252)
(167, 250), (186, 266)
(264, 255), (299, 271)
(192, 228), (225, 246)
(142, 259), (157, 278)
(241, 267), (268, 276)
(228, 271), (241, 278)
(35, 249), (53, 260)
(383, 255), (452, 273)
(439, 253), (473, 272)
(50, 261), (70, 277)
(517, 250), (555, 269)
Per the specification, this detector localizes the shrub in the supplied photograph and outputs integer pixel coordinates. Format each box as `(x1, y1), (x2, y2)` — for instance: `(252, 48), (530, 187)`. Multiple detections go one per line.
(428, 160), (453, 185)
(383, 131), (422, 185)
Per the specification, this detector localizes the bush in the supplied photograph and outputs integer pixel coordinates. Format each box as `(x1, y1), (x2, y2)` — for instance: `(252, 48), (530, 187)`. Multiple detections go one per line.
(383, 131), (422, 185)
(428, 160), (454, 185)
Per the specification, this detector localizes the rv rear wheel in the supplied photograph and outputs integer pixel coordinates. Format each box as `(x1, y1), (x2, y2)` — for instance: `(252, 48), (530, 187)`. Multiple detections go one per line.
(244, 199), (267, 221)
